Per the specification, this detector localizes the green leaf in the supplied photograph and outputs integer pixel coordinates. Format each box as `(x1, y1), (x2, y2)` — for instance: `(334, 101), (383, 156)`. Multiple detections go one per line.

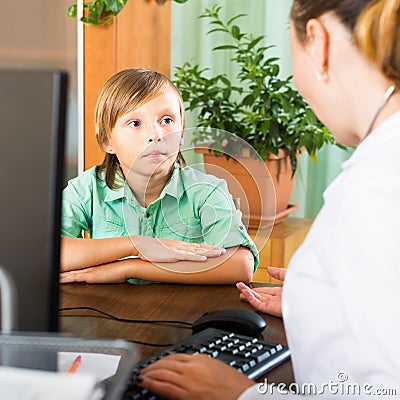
(207, 28), (228, 35)
(231, 25), (240, 39)
(247, 36), (264, 50)
(305, 108), (317, 124)
(261, 120), (270, 132)
(227, 14), (246, 26)
(87, 10), (100, 24)
(67, 4), (77, 18)
(263, 57), (280, 65)
(309, 153), (318, 163)
(94, 1), (104, 15)
(208, 20), (224, 26)
(219, 76), (231, 87)
(242, 94), (254, 106)
(213, 45), (237, 51)
(106, 0), (127, 14)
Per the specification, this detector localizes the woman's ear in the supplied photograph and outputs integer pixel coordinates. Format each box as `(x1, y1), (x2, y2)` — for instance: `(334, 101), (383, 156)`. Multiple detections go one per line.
(306, 18), (330, 81)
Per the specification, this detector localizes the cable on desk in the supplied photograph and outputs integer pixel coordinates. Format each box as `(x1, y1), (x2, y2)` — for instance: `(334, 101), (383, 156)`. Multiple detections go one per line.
(59, 306), (193, 328)
(126, 339), (176, 347)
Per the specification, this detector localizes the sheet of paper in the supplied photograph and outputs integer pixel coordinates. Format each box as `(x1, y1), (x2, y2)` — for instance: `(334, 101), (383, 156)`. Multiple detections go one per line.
(0, 366), (99, 400)
(58, 351), (121, 381)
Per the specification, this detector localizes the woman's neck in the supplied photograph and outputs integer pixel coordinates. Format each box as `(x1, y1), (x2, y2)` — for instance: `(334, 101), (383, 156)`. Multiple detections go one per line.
(366, 88), (400, 137)
(339, 68), (399, 145)
(326, 21), (399, 145)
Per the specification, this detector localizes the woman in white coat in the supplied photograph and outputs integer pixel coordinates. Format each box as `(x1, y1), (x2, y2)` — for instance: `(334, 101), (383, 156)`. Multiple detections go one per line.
(138, 0), (400, 398)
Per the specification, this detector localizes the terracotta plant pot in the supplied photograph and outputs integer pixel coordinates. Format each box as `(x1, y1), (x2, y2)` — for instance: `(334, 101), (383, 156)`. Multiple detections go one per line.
(194, 147), (298, 229)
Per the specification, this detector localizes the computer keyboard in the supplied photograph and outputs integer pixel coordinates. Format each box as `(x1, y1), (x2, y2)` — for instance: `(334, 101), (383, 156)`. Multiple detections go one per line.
(121, 327), (290, 400)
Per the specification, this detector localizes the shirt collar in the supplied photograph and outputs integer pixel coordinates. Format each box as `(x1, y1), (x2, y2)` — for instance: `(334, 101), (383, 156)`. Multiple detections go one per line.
(104, 164), (183, 203)
(161, 164), (183, 200)
(104, 171), (128, 202)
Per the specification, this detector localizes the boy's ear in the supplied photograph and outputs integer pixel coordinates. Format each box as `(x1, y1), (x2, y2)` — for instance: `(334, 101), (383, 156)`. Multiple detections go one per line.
(104, 138), (115, 154)
(306, 18), (329, 81)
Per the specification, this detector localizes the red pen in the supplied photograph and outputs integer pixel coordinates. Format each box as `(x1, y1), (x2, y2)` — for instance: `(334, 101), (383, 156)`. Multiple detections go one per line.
(68, 355), (82, 374)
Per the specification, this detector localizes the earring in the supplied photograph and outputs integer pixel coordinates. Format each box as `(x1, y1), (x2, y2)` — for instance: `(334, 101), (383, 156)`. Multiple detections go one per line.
(316, 67), (329, 82)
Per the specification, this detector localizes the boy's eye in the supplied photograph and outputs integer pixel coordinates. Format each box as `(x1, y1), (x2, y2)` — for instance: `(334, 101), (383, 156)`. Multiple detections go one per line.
(128, 120), (140, 128)
(161, 117), (173, 125)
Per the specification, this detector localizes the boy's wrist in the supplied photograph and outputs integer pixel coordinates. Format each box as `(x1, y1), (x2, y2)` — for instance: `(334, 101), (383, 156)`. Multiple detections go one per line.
(127, 236), (139, 257)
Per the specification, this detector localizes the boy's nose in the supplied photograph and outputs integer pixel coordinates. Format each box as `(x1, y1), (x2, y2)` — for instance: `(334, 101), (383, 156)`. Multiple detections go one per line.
(147, 126), (163, 143)
(147, 136), (162, 143)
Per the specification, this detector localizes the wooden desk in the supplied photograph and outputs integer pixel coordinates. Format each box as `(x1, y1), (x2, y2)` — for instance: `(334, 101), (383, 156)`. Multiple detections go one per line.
(250, 217), (313, 283)
(60, 283), (294, 385)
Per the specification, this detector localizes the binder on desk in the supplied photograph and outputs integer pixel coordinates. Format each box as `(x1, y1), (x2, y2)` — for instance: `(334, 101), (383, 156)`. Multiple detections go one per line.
(0, 334), (139, 400)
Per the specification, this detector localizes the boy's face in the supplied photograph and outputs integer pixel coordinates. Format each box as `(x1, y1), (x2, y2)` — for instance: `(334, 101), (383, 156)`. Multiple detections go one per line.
(106, 86), (183, 180)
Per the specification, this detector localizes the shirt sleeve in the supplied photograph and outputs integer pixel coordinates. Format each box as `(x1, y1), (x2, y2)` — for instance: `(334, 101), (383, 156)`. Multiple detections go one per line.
(61, 179), (91, 238)
(199, 178), (259, 270)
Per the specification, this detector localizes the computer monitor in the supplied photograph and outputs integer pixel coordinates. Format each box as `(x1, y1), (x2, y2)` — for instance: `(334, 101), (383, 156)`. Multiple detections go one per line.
(0, 69), (68, 332)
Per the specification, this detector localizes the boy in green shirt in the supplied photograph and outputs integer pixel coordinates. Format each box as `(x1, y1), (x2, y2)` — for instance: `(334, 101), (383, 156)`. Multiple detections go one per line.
(60, 69), (258, 284)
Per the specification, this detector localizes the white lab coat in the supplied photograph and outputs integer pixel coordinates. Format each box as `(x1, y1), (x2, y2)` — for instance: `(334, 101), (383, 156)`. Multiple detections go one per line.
(239, 111), (400, 399)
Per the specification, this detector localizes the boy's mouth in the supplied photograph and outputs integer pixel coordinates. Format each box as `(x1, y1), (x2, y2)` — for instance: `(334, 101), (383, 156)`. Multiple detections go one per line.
(146, 152), (165, 157)
(142, 149), (167, 159)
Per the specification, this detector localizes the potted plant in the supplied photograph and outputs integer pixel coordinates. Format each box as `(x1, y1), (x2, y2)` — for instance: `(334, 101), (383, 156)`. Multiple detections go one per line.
(67, 0), (188, 25)
(174, 5), (341, 227)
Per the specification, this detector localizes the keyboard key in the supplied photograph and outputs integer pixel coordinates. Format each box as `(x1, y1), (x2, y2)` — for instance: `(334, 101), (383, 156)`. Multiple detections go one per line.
(254, 350), (271, 362)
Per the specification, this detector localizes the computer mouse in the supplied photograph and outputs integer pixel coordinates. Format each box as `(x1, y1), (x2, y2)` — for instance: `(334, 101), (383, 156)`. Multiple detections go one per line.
(192, 308), (266, 337)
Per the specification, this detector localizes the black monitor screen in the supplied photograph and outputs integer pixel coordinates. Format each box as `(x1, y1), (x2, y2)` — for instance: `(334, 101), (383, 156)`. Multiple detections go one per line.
(0, 69), (68, 332)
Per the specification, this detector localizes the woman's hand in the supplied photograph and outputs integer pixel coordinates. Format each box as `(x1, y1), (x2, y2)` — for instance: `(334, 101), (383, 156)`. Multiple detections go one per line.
(137, 354), (254, 400)
(132, 236), (226, 262)
(236, 267), (286, 318)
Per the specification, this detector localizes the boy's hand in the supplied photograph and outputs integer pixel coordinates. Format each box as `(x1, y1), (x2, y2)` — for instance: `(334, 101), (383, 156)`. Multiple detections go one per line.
(131, 236), (226, 262)
(60, 263), (130, 284)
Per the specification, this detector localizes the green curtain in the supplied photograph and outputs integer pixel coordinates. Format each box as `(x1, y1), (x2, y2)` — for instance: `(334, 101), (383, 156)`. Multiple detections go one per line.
(171, 0), (352, 219)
